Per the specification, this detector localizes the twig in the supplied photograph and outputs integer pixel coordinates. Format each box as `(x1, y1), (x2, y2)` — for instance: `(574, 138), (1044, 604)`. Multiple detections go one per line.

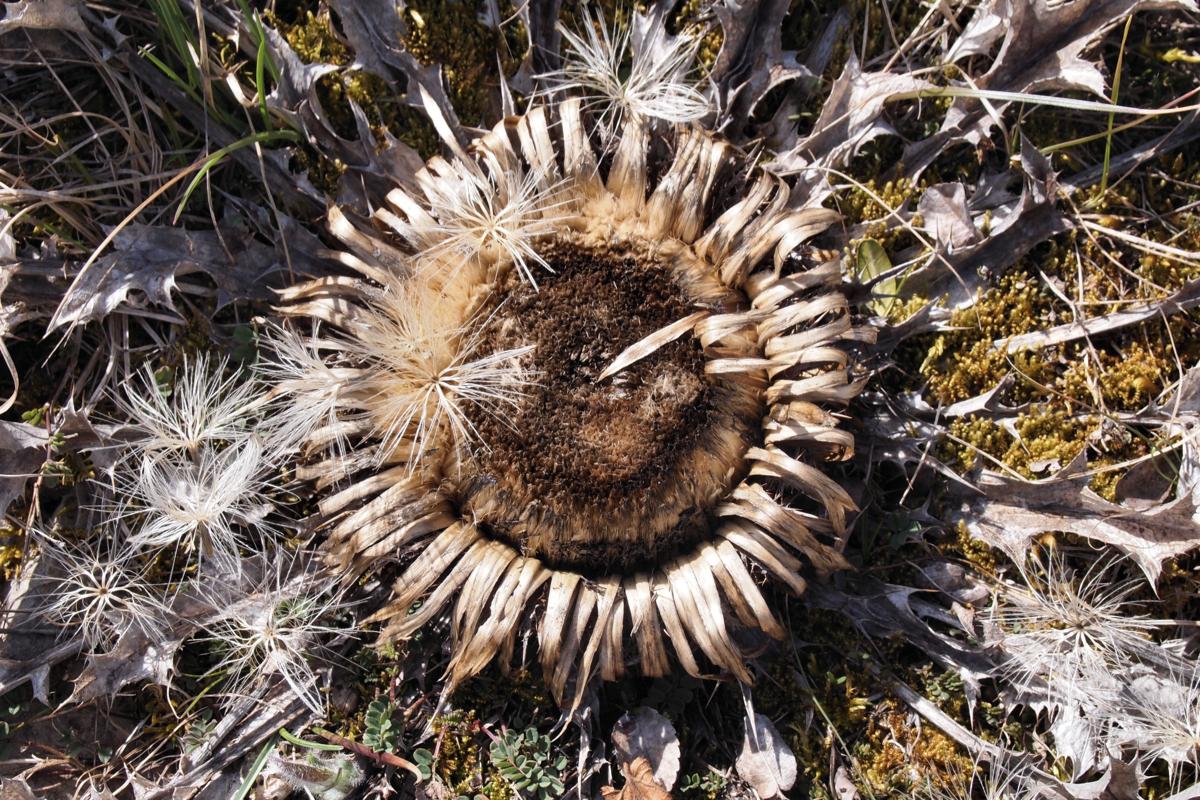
(311, 726), (423, 779)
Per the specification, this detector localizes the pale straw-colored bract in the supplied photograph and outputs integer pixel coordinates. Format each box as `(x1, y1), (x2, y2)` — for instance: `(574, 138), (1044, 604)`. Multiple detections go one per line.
(377, 158), (572, 289)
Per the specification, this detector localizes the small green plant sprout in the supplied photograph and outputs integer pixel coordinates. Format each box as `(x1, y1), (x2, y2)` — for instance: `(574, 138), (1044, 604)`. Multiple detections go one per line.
(412, 747), (435, 780)
(362, 697), (401, 753)
(265, 751), (364, 800)
(488, 727), (568, 800)
(679, 768), (727, 798)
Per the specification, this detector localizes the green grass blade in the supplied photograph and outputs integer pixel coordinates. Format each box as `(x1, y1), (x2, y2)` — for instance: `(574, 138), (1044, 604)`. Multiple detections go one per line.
(231, 734), (278, 800)
(278, 727), (344, 751)
(1100, 16), (1134, 195)
(173, 129), (299, 223)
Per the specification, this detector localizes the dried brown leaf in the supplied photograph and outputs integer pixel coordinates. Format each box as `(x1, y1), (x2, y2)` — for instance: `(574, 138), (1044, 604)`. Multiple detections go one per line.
(0, 0), (85, 35)
(965, 450), (1200, 584)
(709, 0), (811, 136)
(736, 712), (796, 799)
(0, 421), (46, 516)
(601, 756), (674, 800)
(771, 53), (930, 172)
(612, 708), (681, 792)
(905, 0), (1198, 174)
(48, 225), (291, 330)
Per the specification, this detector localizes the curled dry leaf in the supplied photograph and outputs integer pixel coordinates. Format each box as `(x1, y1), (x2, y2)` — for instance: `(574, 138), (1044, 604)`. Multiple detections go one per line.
(736, 712), (797, 799)
(904, 0), (1198, 174)
(918, 183), (980, 254)
(770, 52), (931, 173)
(0, 421), (47, 516)
(0, 0), (86, 36)
(612, 707), (681, 791)
(0, 778), (38, 800)
(49, 225), (289, 331)
(965, 449), (1200, 585)
(709, 0), (809, 133)
(601, 756), (674, 800)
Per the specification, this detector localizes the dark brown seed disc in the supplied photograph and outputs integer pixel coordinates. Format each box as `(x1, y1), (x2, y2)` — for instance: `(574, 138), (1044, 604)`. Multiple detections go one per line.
(456, 236), (762, 574)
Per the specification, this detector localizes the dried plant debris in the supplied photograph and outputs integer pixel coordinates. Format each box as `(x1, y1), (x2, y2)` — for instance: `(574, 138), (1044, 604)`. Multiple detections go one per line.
(2, 0), (1200, 796)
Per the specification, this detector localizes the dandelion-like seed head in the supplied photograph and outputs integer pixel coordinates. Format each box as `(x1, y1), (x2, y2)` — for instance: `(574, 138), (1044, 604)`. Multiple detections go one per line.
(348, 275), (534, 469)
(35, 531), (164, 650)
(379, 158), (572, 289)
(113, 352), (259, 456)
(200, 565), (347, 715)
(1116, 667), (1200, 781)
(117, 438), (272, 571)
(992, 556), (1158, 701)
(258, 324), (353, 456)
(550, 6), (710, 142)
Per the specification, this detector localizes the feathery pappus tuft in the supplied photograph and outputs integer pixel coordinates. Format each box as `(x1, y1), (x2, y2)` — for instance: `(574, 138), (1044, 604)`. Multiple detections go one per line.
(377, 158), (572, 289)
(1115, 665), (1200, 783)
(549, 6), (710, 142)
(196, 556), (351, 716)
(32, 528), (167, 651)
(349, 275), (534, 471)
(990, 555), (1161, 703)
(112, 352), (262, 457)
(101, 356), (282, 574)
(258, 324), (354, 457)
(113, 438), (275, 572)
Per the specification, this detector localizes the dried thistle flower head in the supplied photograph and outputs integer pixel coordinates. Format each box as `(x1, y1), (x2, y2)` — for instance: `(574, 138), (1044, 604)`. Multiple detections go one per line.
(990, 555), (1160, 701)
(278, 67), (864, 707)
(113, 352), (260, 456)
(1114, 666), (1200, 782)
(114, 437), (274, 572)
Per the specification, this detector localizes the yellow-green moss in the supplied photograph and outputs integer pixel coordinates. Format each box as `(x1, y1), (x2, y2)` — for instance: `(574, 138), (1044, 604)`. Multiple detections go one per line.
(1058, 342), (1170, 411)
(274, 7), (440, 162)
(428, 710), (492, 797)
(1002, 409), (1095, 478)
(861, 698), (974, 795)
(941, 417), (1013, 473)
(0, 526), (24, 581)
(671, 0), (723, 70)
(403, 0), (524, 127)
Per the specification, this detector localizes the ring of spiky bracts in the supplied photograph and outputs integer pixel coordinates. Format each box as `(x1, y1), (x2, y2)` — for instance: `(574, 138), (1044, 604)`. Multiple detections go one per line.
(273, 89), (870, 708)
